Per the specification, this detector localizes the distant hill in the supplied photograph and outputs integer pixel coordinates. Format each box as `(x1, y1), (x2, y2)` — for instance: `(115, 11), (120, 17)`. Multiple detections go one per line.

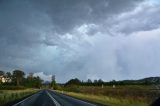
(109, 77), (160, 85)
(138, 77), (160, 84)
(64, 77), (160, 86)
(43, 81), (51, 85)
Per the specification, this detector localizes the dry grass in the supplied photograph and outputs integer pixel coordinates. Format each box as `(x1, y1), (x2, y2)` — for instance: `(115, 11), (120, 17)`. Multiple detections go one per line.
(0, 89), (39, 106)
(56, 90), (148, 106)
(59, 85), (159, 106)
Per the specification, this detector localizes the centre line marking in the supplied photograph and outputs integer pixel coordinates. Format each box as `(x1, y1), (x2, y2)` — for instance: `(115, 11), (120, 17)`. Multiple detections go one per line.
(46, 91), (61, 106)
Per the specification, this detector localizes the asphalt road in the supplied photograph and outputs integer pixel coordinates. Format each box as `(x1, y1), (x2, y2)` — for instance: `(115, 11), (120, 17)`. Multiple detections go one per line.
(13, 90), (98, 106)
(151, 97), (160, 106)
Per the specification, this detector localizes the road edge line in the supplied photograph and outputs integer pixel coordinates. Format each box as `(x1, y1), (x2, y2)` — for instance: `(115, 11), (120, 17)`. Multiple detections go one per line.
(46, 91), (61, 106)
(50, 90), (97, 106)
(13, 90), (41, 106)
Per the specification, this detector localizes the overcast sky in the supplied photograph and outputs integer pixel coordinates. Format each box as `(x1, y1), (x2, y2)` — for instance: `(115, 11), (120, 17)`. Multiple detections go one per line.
(0, 0), (160, 82)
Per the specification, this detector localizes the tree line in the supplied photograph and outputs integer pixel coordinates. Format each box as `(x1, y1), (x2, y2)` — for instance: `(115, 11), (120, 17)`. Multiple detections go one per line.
(65, 77), (160, 86)
(0, 70), (43, 89)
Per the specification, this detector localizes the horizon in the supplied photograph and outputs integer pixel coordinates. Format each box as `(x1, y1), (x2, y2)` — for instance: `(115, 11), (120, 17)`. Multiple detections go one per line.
(1, 70), (160, 83)
(0, 0), (160, 83)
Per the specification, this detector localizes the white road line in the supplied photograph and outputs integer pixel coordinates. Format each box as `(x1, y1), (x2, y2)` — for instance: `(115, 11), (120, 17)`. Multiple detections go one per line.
(49, 90), (97, 106)
(46, 91), (61, 106)
(13, 91), (41, 106)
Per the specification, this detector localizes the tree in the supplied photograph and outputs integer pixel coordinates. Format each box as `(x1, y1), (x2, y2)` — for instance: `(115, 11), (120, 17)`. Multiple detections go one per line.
(28, 73), (33, 80)
(94, 80), (98, 83)
(5, 72), (12, 83)
(97, 79), (103, 84)
(51, 75), (57, 89)
(52, 75), (55, 82)
(87, 79), (92, 83)
(24, 75), (43, 88)
(65, 78), (81, 86)
(0, 70), (4, 76)
(13, 70), (25, 86)
(33, 76), (43, 88)
(6, 72), (12, 78)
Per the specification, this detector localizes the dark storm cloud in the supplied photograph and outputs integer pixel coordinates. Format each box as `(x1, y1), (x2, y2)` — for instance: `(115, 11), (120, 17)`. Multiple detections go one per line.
(0, 0), (142, 47)
(29, 0), (142, 34)
(1, 0), (160, 82)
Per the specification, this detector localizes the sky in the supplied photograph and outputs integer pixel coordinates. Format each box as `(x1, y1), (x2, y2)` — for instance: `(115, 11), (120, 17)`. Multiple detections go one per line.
(0, 0), (160, 83)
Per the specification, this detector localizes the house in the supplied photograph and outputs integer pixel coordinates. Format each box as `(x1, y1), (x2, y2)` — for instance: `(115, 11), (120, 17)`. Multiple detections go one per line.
(0, 75), (5, 83)
(0, 75), (11, 83)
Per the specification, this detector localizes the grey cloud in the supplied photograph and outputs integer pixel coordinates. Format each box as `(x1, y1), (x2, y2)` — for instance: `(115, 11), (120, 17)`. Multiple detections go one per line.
(116, 29), (160, 79)
(1, 0), (160, 82)
(0, 0), (142, 48)
(29, 0), (143, 34)
(107, 1), (160, 34)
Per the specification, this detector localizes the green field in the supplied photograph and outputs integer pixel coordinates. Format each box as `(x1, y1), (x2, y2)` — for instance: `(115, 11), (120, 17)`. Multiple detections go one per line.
(0, 89), (38, 106)
(57, 85), (159, 106)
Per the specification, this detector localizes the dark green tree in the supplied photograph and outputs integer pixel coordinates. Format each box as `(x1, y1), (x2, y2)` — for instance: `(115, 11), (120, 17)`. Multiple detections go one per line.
(33, 76), (43, 88)
(51, 75), (57, 89)
(87, 79), (92, 83)
(13, 70), (25, 86)
(0, 70), (4, 76)
(65, 78), (81, 86)
(6, 72), (12, 78)
(5, 72), (12, 83)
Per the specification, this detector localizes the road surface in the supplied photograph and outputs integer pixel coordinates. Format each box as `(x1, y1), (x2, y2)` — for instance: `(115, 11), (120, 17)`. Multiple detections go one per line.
(13, 90), (99, 106)
(151, 97), (160, 106)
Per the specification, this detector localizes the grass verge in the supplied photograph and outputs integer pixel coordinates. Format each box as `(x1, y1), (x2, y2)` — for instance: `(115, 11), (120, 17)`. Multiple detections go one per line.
(56, 90), (148, 106)
(0, 89), (39, 106)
